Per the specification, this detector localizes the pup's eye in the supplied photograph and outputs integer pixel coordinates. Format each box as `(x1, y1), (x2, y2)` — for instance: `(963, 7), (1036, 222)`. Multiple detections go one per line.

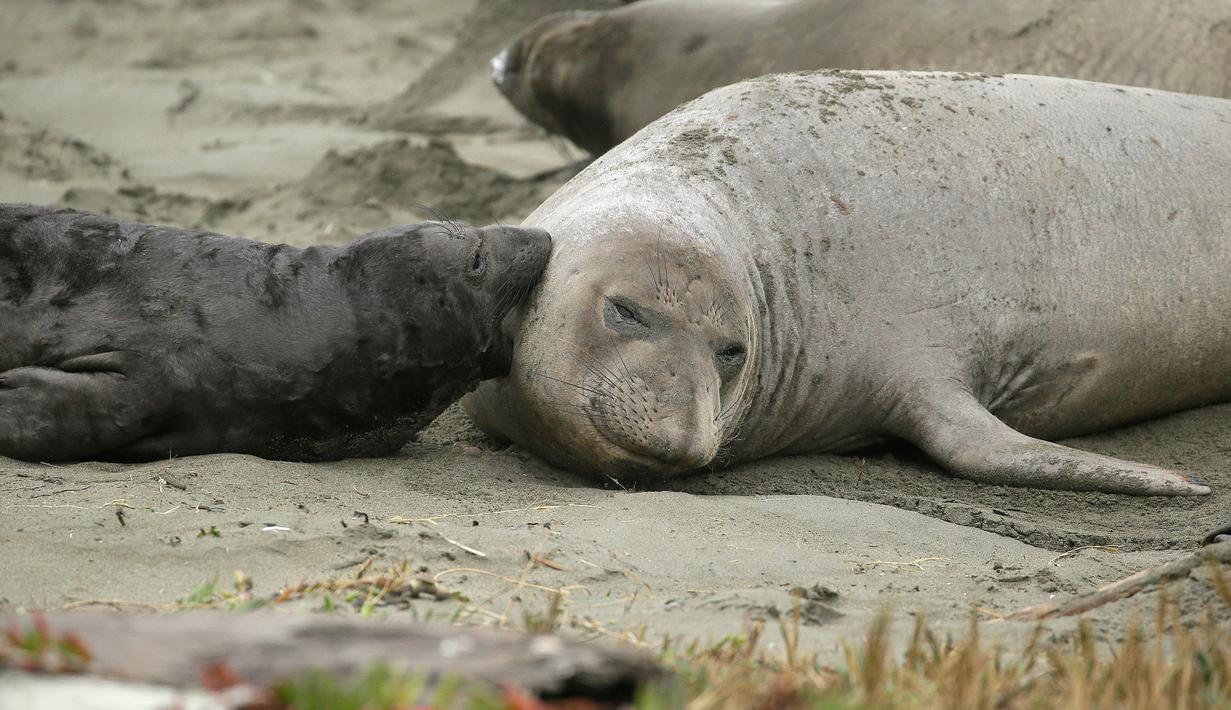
(470, 249), (486, 274)
(614, 302), (638, 322)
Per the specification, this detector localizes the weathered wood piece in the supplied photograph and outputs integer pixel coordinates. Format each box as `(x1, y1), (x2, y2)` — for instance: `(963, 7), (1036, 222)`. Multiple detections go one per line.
(0, 611), (659, 700)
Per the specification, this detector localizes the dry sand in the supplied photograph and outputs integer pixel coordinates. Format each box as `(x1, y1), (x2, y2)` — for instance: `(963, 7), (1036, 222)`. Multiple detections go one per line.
(1, 0), (1228, 661)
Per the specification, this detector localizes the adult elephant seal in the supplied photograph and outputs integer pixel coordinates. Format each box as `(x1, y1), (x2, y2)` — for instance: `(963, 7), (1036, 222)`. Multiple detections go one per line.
(0, 205), (550, 462)
(492, 0), (1231, 153)
(465, 71), (1231, 496)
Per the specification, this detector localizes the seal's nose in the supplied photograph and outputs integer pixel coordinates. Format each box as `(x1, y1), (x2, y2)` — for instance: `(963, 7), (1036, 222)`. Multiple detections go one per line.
(510, 226), (552, 264)
(646, 388), (720, 469)
(491, 39), (523, 92)
(483, 224), (552, 281)
(651, 419), (718, 469)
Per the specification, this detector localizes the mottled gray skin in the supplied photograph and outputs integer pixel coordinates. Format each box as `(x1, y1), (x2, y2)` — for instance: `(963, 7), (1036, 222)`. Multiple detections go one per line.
(0, 205), (550, 462)
(492, 0), (1231, 153)
(465, 71), (1231, 496)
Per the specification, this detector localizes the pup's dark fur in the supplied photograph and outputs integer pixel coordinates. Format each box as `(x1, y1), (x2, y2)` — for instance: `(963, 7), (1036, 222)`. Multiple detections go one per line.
(0, 204), (550, 462)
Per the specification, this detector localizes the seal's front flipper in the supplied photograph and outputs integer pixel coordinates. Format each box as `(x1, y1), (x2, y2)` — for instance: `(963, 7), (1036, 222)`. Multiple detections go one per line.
(887, 380), (1210, 496)
(0, 359), (156, 462)
(1205, 523), (1231, 546)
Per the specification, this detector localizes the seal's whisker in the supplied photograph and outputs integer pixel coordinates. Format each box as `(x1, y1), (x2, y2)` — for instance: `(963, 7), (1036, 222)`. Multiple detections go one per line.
(606, 333), (634, 383)
(493, 279), (531, 317)
(562, 350), (623, 391)
(411, 202), (464, 237)
(642, 255), (661, 292)
(549, 336), (628, 390)
(536, 372), (611, 401)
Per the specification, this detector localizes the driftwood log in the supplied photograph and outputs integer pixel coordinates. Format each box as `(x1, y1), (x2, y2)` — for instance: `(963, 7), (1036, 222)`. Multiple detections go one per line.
(0, 611), (660, 701)
(1004, 538), (1231, 622)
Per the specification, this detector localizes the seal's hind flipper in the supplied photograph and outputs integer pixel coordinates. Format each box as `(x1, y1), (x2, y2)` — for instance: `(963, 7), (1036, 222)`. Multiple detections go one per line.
(0, 361), (157, 462)
(1205, 523), (1231, 546)
(887, 379), (1211, 496)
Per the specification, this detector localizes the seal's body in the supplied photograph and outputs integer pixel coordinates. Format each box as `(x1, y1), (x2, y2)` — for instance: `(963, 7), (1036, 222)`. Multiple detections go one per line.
(493, 0), (1231, 153)
(0, 205), (550, 462)
(466, 71), (1231, 496)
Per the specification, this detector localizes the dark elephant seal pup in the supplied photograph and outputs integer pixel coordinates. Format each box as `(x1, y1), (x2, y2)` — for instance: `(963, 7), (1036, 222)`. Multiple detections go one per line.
(493, 0), (1231, 153)
(0, 205), (550, 462)
(465, 71), (1231, 496)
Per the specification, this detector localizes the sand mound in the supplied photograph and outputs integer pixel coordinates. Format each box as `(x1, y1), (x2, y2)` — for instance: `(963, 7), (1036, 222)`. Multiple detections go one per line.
(59, 184), (250, 230)
(296, 137), (565, 224)
(0, 112), (117, 182)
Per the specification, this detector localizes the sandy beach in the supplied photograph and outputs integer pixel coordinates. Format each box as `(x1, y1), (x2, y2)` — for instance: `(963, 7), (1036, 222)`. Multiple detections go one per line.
(1, 0), (1228, 661)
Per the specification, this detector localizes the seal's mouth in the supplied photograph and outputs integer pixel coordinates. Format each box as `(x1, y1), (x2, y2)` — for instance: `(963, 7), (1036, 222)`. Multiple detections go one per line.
(479, 305), (530, 379)
(583, 401), (707, 478)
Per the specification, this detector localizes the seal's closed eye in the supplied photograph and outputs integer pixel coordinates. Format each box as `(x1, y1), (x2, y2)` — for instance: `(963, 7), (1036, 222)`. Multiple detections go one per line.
(604, 297), (649, 337)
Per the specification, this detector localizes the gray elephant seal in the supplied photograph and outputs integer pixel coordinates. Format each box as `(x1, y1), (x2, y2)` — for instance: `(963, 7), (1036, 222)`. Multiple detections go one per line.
(0, 204), (550, 462)
(465, 71), (1231, 496)
(492, 0), (1231, 153)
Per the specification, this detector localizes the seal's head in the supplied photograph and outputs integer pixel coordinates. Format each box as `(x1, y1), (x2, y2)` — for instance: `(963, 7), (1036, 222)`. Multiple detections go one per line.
(491, 11), (622, 154)
(343, 221), (551, 379)
(467, 222), (757, 480)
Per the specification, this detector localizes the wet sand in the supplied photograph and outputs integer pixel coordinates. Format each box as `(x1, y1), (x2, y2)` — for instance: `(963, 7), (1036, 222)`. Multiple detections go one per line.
(1, 0), (1227, 658)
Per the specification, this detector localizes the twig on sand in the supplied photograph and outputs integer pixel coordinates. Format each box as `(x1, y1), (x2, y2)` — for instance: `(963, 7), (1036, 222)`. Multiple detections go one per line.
(29, 487), (91, 499)
(440, 534), (487, 558)
(1004, 540), (1231, 622)
(1048, 544), (1122, 566)
(433, 567), (582, 596)
(848, 556), (949, 573)
(63, 599), (162, 611)
(389, 501), (599, 526)
(99, 499), (135, 510)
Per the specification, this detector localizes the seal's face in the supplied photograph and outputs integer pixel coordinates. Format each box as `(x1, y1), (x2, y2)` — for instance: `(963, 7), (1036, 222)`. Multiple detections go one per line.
(427, 222), (553, 378)
(351, 221), (551, 379)
(511, 235), (755, 479)
(491, 11), (621, 154)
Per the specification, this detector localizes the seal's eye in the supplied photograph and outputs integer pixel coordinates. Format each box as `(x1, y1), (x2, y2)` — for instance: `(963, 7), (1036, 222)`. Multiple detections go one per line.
(604, 297), (650, 337)
(614, 302), (638, 322)
(470, 248), (486, 275)
(716, 344), (746, 376)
